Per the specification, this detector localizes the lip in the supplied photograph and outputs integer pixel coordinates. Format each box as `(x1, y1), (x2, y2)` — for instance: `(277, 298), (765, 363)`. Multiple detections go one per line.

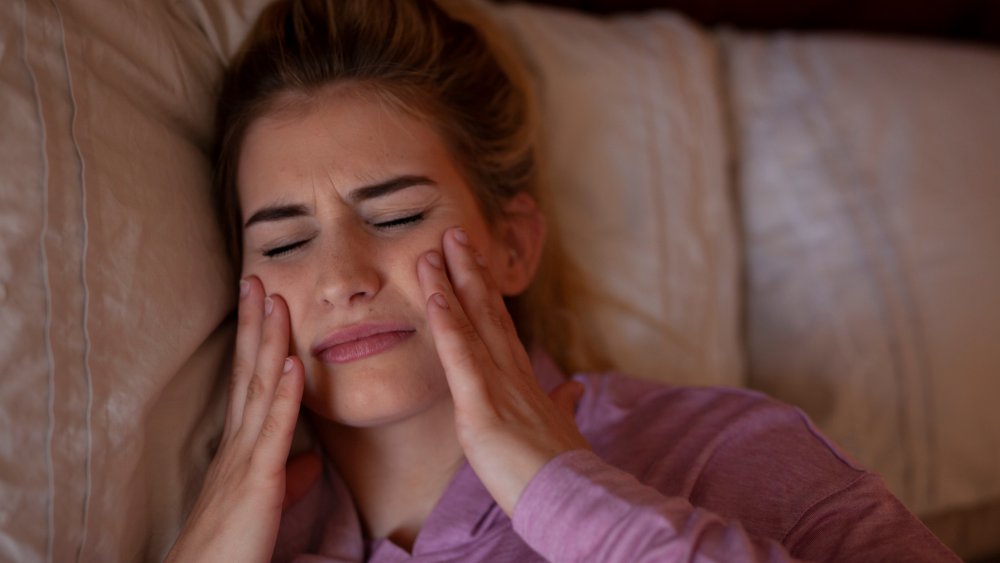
(311, 322), (416, 364)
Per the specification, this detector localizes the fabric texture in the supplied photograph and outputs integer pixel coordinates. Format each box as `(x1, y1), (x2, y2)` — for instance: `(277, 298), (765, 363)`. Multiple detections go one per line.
(273, 354), (958, 562)
(489, 3), (743, 387)
(1, 0), (233, 560)
(725, 31), (1000, 516)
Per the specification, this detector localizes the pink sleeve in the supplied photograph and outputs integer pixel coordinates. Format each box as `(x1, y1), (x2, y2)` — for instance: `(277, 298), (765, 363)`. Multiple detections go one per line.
(511, 450), (958, 563)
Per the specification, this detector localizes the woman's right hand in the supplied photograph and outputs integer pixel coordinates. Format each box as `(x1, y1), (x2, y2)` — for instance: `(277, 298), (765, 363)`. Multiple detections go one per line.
(166, 276), (305, 563)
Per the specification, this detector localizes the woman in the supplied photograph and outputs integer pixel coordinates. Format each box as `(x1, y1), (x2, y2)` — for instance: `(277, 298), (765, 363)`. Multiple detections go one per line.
(167, 0), (958, 561)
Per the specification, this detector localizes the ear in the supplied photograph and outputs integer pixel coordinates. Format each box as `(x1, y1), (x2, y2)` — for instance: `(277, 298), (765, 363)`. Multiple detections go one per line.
(489, 192), (546, 296)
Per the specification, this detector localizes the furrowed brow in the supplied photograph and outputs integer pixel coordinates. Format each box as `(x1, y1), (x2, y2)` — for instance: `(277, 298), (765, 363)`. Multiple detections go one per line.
(244, 204), (310, 228)
(347, 175), (436, 203)
(243, 175), (435, 228)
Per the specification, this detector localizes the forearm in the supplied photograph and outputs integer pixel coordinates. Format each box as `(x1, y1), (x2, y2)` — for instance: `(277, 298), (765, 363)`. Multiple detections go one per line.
(512, 450), (956, 563)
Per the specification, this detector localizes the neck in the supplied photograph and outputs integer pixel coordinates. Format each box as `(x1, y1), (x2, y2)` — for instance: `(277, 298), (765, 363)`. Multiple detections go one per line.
(311, 396), (464, 552)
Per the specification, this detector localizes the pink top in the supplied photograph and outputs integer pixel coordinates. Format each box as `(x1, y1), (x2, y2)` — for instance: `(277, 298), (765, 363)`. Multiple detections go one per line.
(274, 354), (958, 562)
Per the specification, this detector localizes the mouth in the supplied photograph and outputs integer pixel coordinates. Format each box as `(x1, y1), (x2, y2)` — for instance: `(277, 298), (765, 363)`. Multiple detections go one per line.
(311, 322), (416, 365)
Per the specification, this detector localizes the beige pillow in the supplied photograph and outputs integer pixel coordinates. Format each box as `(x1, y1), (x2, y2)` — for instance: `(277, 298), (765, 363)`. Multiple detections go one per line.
(726, 31), (1000, 516)
(487, 4), (743, 387)
(1, 0), (233, 559)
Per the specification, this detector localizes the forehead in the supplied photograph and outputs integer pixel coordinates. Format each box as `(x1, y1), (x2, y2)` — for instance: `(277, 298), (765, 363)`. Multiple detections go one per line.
(237, 86), (466, 210)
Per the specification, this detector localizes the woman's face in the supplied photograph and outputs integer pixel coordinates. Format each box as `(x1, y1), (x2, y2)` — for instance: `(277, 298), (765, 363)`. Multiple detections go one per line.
(237, 88), (510, 427)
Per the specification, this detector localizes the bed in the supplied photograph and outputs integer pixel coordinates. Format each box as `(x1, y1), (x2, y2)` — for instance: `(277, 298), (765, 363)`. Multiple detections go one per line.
(2, 0), (998, 559)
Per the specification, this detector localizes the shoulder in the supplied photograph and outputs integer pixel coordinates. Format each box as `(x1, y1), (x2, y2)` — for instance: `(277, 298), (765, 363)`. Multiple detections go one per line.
(572, 371), (858, 465)
(572, 371), (871, 540)
(574, 371), (800, 430)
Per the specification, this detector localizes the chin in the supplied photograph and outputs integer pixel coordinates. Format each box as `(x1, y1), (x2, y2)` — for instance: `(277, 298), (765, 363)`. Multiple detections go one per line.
(301, 353), (450, 428)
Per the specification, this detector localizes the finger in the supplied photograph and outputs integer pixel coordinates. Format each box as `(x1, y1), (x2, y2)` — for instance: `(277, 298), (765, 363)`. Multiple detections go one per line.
(472, 251), (533, 375)
(251, 354), (304, 480)
(417, 254), (494, 412)
(439, 228), (525, 373)
(282, 449), (322, 511)
(549, 380), (585, 420)
(240, 293), (292, 442)
(226, 276), (265, 437)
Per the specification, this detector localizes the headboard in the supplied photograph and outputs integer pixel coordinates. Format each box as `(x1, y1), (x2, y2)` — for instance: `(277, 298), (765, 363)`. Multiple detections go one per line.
(500, 0), (1000, 44)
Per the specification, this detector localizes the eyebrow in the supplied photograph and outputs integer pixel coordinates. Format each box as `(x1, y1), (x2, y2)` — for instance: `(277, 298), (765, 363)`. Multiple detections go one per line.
(244, 174), (436, 228)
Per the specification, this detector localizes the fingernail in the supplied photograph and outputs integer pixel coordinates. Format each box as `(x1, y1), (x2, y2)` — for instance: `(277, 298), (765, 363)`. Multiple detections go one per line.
(264, 296), (274, 317)
(426, 251), (443, 269)
(239, 279), (250, 299)
(283, 357), (293, 373)
(432, 292), (449, 309)
(453, 228), (469, 245)
(474, 252), (487, 268)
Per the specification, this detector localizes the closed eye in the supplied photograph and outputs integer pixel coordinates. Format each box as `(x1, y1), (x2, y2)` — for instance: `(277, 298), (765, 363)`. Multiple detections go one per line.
(263, 239), (310, 258)
(372, 213), (424, 231)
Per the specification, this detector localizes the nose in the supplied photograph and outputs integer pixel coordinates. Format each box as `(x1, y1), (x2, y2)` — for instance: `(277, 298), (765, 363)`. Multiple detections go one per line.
(316, 231), (382, 308)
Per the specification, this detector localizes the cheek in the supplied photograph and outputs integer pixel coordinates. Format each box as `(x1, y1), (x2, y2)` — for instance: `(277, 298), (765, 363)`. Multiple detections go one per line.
(241, 266), (312, 350)
(383, 236), (439, 308)
(242, 266), (305, 301)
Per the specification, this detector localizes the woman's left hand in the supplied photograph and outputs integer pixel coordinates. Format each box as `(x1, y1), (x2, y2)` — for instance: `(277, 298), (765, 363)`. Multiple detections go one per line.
(416, 227), (590, 516)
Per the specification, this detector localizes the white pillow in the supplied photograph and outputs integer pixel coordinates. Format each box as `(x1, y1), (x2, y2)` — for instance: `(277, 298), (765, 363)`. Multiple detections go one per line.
(726, 31), (1000, 516)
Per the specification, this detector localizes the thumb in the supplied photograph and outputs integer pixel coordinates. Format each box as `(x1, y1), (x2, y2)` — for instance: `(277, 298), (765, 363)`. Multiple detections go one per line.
(549, 380), (585, 420)
(282, 450), (322, 512)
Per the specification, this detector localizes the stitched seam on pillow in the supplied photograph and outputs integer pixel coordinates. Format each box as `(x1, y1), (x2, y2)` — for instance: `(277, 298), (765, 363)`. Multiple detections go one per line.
(51, 1), (95, 560)
(20, 0), (57, 559)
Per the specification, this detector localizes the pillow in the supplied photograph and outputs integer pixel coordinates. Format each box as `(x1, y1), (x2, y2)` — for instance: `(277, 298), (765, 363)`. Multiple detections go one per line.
(1, 0), (740, 559)
(725, 31), (1000, 516)
(1, 0), (234, 559)
(484, 3), (743, 388)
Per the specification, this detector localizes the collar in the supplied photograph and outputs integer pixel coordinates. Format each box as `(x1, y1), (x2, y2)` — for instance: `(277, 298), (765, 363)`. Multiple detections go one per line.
(279, 350), (570, 559)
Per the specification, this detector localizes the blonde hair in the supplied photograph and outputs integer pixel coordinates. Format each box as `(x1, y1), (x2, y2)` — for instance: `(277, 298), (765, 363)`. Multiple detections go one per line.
(213, 0), (607, 374)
